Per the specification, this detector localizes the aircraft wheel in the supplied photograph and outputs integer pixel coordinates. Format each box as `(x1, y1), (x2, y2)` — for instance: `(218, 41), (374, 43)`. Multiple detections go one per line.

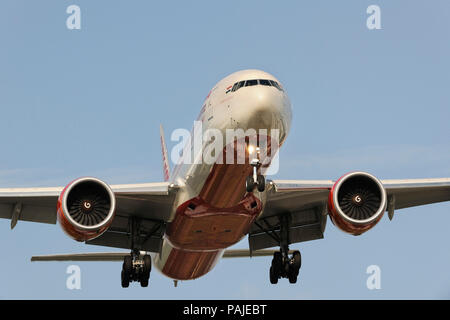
(288, 251), (301, 284)
(272, 251), (282, 273)
(288, 269), (298, 284)
(246, 176), (255, 192)
(293, 251), (301, 269)
(123, 256), (133, 274)
(257, 175), (265, 192)
(143, 255), (152, 274)
(121, 255), (133, 288)
(121, 270), (130, 288)
(269, 266), (278, 284)
(270, 251), (283, 283)
(140, 275), (149, 287)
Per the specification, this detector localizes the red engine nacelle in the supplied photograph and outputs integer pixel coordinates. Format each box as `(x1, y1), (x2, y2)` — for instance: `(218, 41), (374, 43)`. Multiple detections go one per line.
(328, 171), (387, 236)
(57, 177), (116, 241)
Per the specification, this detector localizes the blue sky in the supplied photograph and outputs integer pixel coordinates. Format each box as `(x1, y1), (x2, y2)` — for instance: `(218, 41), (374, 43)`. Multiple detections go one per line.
(0, 1), (449, 299)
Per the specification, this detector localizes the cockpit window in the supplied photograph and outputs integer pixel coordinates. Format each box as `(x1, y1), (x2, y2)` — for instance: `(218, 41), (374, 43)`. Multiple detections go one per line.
(269, 80), (283, 91)
(234, 81), (245, 91)
(230, 79), (284, 93)
(269, 80), (278, 88)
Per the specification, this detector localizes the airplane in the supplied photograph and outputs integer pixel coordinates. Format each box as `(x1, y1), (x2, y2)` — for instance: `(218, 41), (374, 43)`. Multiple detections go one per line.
(0, 69), (449, 287)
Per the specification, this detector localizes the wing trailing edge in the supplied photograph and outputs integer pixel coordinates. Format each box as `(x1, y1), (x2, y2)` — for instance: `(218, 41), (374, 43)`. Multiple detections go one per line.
(31, 249), (286, 262)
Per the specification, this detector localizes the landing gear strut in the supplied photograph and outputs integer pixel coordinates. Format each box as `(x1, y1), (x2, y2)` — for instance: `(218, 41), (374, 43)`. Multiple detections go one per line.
(121, 217), (152, 288)
(121, 250), (152, 288)
(246, 151), (265, 192)
(269, 215), (302, 284)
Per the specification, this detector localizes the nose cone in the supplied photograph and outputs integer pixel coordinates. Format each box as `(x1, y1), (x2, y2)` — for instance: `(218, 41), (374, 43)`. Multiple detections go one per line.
(231, 86), (292, 143)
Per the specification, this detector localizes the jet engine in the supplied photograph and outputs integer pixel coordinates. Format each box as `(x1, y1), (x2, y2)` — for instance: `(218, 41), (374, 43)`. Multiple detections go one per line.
(328, 171), (387, 235)
(57, 177), (116, 241)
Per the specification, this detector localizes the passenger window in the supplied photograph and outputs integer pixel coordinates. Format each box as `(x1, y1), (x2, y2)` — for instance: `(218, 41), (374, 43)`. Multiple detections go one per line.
(245, 79), (258, 87)
(259, 79), (271, 86)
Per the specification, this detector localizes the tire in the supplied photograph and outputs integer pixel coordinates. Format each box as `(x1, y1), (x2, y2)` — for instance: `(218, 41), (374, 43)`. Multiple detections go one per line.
(257, 175), (265, 192)
(288, 270), (298, 284)
(246, 176), (254, 192)
(272, 252), (282, 272)
(143, 255), (152, 275)
(269, 266), (278, 284)
(292, 251), (301, 271)
(121, 270), (129, 288)
(288, 251), (301, 284)
(123, 256), (133, 275)
(140, 276), (149, 287)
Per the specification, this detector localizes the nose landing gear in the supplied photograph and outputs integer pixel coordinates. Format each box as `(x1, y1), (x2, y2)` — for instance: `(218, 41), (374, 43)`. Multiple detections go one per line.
(246, 155), (266, 193)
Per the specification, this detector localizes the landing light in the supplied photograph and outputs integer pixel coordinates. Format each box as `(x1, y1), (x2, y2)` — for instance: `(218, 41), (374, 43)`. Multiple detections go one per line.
(247, 145), (260, 155)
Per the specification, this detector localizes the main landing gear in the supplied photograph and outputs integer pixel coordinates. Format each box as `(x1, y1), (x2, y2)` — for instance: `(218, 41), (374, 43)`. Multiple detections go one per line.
(121, 217), (153, 288)
(246, 156), (265, 193)
(269, 215), (302, 284)
(121, 250), (152, 288)
(269, 250), (301, 284)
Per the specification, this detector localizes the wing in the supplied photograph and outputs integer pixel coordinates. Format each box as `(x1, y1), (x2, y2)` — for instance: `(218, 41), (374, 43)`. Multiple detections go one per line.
(381, 178), (450, 217)
(0, 182), (177, 252)
(0, 186), (62, 227)
(249, 178), (450, 251)
(30, 249), (292, 262)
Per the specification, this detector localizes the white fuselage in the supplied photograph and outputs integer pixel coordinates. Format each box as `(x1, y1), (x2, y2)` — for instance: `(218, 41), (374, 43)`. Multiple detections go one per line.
(154, 69), (293, 280)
